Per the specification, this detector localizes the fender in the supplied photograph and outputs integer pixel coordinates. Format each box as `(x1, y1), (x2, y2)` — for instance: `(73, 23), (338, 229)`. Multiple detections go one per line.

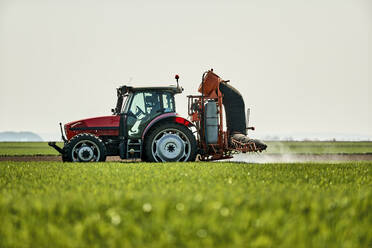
(141, 113), (193, 139)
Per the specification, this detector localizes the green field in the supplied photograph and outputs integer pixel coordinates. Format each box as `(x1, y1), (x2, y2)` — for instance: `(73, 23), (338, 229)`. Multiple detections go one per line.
(0, 142), (62, 156)
(0, 161), (371, 247)
(0, 141), (371, 156)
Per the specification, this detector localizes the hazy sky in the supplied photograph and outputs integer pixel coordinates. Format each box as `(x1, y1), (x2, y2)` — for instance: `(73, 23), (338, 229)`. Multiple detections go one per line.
(0, 0), (371, 140)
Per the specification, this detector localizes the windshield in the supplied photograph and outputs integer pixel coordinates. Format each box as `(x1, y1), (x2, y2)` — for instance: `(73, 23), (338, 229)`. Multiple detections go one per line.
(120, 94), (130, 114)
(112, 94), (129, 115)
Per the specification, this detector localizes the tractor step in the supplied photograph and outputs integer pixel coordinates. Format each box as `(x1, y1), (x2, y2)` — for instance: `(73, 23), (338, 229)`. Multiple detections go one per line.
(127, 139), (142, 159)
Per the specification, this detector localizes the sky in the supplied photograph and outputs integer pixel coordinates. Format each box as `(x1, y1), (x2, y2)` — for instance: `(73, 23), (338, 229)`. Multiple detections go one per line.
(0, 0), (371, 141)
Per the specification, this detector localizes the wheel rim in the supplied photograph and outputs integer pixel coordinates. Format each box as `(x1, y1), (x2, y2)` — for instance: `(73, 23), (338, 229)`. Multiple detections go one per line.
(151, 128), (191, 162)
(71, 140), (101, 162)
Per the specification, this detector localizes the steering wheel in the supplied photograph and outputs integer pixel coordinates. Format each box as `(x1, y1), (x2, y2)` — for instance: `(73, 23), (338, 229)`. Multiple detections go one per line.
(135, 106), (145, 117)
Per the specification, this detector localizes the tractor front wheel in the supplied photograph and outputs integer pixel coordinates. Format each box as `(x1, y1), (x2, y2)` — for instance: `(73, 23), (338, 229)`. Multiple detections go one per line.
(145, 123), (197, 162)
(64, 133), (106, 162)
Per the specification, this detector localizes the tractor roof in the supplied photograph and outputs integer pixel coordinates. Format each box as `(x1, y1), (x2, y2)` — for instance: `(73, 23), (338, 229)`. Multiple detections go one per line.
(118, 85), (183, 95)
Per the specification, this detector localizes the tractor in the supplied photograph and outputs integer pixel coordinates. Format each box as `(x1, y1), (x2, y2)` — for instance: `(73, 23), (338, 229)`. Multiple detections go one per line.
(49, 70), (267, 162)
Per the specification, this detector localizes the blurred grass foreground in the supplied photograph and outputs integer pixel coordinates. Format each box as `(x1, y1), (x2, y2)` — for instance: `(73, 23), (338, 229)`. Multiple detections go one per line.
(0, 161), (371, 247)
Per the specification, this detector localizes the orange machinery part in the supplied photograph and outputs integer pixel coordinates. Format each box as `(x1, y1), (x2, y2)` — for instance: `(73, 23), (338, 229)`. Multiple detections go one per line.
(196, 70), (226, 157)
(198, 70), (221, 98)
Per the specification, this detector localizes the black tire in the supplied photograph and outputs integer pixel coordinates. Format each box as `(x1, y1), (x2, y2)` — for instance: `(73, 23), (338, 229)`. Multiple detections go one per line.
(62, 150), (70, 162)
(63, 133), (107, 162)
(144, 122), (197, 162)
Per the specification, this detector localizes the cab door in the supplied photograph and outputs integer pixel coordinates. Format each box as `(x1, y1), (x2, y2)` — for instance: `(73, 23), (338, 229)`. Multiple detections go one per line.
(126, 92), (162, 139)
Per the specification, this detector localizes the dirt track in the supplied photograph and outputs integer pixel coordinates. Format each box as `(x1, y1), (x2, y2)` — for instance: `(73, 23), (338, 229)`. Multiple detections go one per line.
(1, 154), (372, 162)
(0, 156), (127, 162)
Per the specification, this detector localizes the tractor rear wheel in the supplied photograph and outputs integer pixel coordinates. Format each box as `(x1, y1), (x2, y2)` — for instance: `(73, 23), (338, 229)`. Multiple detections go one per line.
(145, 123), (197, 162)
(64, 133), (106, 162)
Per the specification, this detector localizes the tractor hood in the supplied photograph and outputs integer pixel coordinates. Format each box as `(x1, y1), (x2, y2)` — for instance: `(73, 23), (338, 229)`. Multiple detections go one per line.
(64, 115), (120, 140)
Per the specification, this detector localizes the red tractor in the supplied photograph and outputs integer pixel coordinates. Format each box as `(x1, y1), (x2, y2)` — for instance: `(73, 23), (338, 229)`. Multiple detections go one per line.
(49, 70), (267, 162)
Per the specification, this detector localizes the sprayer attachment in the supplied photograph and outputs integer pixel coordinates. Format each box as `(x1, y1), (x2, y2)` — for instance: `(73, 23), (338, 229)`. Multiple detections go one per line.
(231, 133), (267, 151)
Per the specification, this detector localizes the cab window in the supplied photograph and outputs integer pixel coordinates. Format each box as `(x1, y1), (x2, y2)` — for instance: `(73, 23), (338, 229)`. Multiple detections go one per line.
(129, 93), (145, 115)
(162, 92), (175, 112)
(144, 92), (161, 115)
(127, 92), (162, 137)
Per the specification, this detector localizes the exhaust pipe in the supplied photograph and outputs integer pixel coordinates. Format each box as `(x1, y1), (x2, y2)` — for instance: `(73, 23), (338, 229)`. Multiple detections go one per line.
(59, 122), (67, 143)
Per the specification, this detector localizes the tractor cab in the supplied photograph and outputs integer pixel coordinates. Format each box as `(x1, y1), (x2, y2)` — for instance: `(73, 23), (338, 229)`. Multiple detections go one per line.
(114, 85), (182, 139)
